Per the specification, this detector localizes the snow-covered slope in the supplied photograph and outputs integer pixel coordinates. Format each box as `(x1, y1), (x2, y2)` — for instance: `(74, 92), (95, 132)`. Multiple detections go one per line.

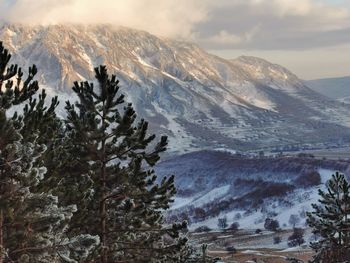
(157, 150), (350, 230)
(2, 23), (350, 153)
(338, 96), (350, 104)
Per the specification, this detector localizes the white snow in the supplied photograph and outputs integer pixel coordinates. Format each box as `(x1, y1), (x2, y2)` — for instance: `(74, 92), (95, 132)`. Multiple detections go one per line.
(191, 185), (230, 207)
(151, 101), (195, 154)
(171, 197), (195, 210)
(132, 52), (158, 71)
(183, 168), (336, 234)
(319, 168), (334, 183)
(214, 148), (237, 155)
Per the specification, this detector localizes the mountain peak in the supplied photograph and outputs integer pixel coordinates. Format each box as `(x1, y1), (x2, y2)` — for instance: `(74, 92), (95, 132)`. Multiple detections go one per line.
(231, 55), (302, 87)
(1, 23), (350, 153)
(236, 55), (272, 64)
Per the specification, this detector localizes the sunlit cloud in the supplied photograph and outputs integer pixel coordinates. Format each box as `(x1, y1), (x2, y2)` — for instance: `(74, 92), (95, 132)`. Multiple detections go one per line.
(0, 0), (209, 39)
(1, 0), (349, 50)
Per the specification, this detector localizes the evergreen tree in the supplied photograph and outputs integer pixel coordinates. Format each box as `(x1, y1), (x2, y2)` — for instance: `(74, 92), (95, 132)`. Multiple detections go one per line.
(63, 66), (187, 262)
(172, 243), (220, 263)
(0, 43), (38, 110)
(307, 171), (350, 262)
(217, 217), (227, 231)
(12, 89), (70, 197)
(287, 228), (305, 247)
(288, 214), (300, 228)
(13, 89), (60, 143)
(0, 41), (99, 262)
(286, 258), (304, 263)
(264, 218), (279, 232)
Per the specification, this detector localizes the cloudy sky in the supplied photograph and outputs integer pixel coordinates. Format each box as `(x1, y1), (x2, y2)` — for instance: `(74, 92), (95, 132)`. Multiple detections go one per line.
(0, 0), (349, 79)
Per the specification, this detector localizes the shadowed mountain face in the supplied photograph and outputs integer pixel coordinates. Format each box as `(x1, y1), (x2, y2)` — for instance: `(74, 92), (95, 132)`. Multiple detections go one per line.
(2, 23), (350, 153)
(156, 150), (350, 194)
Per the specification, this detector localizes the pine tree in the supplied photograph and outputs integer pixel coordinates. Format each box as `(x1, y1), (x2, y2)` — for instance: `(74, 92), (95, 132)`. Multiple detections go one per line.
(287, 228), (305, 247)
(63, 65), (187, 262)
(168, 243), (220, 263)
(286, 258), (304, 263)
(307, 171), (350, 262)
(217, 217), (227, 231)
(12, 88), (70, 196)
(0, 41), (99, 262)
(0, 43), (38, 111)
(14, 88), (61, 145)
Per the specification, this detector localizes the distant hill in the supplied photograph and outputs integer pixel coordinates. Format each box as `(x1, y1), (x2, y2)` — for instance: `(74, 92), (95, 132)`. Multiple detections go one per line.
(157, 150), (350, 229)
(306, 76), (350, 99)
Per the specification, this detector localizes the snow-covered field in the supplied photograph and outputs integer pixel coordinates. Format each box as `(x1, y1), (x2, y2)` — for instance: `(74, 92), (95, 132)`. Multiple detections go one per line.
(170, 167), (335, 233)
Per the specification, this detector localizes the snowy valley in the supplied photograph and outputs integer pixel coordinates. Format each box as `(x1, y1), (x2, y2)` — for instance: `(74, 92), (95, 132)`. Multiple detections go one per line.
(157, 150), (349, 231)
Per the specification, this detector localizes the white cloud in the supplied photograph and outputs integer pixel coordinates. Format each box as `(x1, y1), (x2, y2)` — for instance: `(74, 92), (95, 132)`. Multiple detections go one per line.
(1, 0), (350, 50)
(208, 30), (243, 45)
(0, 0), (209, 38)
(206, 25), (261, 46)
(196, 0), (350, 50)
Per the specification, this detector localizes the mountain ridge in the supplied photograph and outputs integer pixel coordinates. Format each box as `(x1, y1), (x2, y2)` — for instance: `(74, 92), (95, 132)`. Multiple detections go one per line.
(306, 76), (350, 99)
(1, 23), (350, 153)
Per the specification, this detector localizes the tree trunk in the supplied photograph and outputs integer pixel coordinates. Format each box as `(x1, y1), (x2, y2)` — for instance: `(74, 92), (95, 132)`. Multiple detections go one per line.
(0, 209), (3, 263)
(100, 160), (107, 263)
(100, 108), (107, 263)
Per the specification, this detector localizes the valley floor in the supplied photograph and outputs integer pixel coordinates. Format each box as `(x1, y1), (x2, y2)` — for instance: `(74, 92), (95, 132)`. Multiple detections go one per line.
(190, 229), (314, 263)
(209, 248), (313, 263)
(285, 146), (350, 160)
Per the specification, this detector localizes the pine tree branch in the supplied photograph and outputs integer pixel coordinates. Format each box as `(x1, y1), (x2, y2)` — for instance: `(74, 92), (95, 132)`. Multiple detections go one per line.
(10, 243), (67, 255)
(101, 193), (125, 202)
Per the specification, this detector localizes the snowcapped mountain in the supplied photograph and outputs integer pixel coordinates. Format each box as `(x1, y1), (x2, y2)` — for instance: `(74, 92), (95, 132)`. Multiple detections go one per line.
(2, 23), (350, 153)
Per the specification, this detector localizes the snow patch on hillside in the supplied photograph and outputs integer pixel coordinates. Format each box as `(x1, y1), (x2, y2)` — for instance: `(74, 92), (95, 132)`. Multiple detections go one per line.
(185, 169), (335, 231)
(192, 185), (230, 207)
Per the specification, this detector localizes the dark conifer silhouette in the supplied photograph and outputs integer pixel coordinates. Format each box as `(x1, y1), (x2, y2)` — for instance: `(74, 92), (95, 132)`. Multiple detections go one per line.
(307, 171), (350, 262)
(0, 42), (98, 263)
(62, 66), (187, 262)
